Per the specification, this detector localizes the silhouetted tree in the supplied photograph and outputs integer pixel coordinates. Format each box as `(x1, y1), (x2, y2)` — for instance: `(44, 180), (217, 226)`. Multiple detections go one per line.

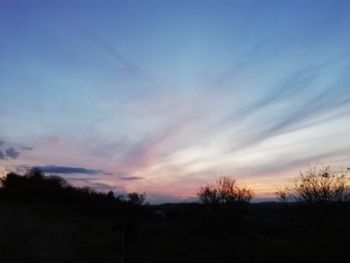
(345, 186), (350, 202)
(198, 176), (254, 206)
(294, 166), (348, 205)
(277, 166), (349, 206)
(26, 167), (44, 179)
(275, 188), (293, 206)
(0, 168), (131, 212)
(0, 172), (21, 190)
(198, 184), (220, 205)
(127, 192), (146, 206)
(106, 190), (115, 200)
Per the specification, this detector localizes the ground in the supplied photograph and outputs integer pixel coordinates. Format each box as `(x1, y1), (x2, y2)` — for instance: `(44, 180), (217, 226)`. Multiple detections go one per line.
(0, 200), (349, 263)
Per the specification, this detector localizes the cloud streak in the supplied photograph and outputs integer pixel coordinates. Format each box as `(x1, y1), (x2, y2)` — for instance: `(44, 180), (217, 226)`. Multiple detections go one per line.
(65, 19), (137, 73)
(119, 176), (143, 181)
(0, 142), (21, 160)
(5, 148), (20, 159)
(35, 165), (102, 175)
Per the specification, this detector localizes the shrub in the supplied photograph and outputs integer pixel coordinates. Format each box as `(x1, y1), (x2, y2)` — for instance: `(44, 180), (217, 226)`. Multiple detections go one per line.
(198, 184), (220, 205)
(295, 166), (348, 205)
(276, 166), (349, 205)
(198, 176), (254, 206)
(275, 188), (292, 205)
(127, 192), (146, 206)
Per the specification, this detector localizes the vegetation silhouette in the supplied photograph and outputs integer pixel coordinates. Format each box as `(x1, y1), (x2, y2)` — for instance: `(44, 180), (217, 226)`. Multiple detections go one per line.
(275, 166), (349, 205)
(198, 176), (254, 228)
(198, 176), (254, 205)
(127, 192), (147, 206)
(274, 166), (350, 241)
(1, 168), (108, 204)
(0, 166), (349, 263)
(0, 168), (150, 218)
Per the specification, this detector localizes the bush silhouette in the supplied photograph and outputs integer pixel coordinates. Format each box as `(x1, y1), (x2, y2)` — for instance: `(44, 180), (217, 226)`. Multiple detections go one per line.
(198, 184), (220, 205)
(295, 166), (348, 204)
(275, 166), (349, 206)
(127, 192), (146, 206)
(198, 176), (254, 221)
(198, 176), (254, 206)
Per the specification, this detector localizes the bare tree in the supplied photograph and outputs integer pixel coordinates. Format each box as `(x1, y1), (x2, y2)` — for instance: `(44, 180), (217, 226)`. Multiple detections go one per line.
(276, 166), (349, 205)
(198, 184), (220, 205)
(294, 166), (347, 205)
(127, 192), (146, 206)
(198, 176), (254, 205)
(275, 188), (292, 204)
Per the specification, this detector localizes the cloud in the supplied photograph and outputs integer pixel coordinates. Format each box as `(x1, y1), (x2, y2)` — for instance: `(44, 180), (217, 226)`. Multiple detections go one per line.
(35, 165), (102, 175)
(219, 58), (350, 155)
(85, 182), (119, 192)
(20, 146), (33, 151)
(65, 19), (136, 72)
(65, 177), (126, 193)
(5, 147), (20, 159)
(102, 172), (114, 176)
(119, 176), (143, 181)
(0, 142), (22, 160)
(246, 148), (350, 177)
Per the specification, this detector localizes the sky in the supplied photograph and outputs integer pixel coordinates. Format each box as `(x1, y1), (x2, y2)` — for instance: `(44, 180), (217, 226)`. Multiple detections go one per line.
(1, 0), (350, 203)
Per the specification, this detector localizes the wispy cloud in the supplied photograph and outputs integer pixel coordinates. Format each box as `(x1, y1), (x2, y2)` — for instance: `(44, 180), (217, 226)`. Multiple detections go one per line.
(119, 176), (143, 181)
(65, 19), (137, 73)
(0, 142), (21, 160)
(243, 148), (350, 177)
(35, 165), (103, 175)
(5, 148), (20, 159)
(66, 177), (125, 193)
(20, 146), (33, 151)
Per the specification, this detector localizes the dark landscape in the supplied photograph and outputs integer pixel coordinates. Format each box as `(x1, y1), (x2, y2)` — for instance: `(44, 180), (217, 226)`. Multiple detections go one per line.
(0, 167), (349, 263)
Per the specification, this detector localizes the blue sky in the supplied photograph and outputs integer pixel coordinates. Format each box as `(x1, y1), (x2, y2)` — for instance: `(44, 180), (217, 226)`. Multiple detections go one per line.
(1, 0), (350, 203)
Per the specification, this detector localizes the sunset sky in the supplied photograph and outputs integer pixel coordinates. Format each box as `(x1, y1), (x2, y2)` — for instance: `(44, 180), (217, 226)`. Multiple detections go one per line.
(1, 0), (350, 203)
